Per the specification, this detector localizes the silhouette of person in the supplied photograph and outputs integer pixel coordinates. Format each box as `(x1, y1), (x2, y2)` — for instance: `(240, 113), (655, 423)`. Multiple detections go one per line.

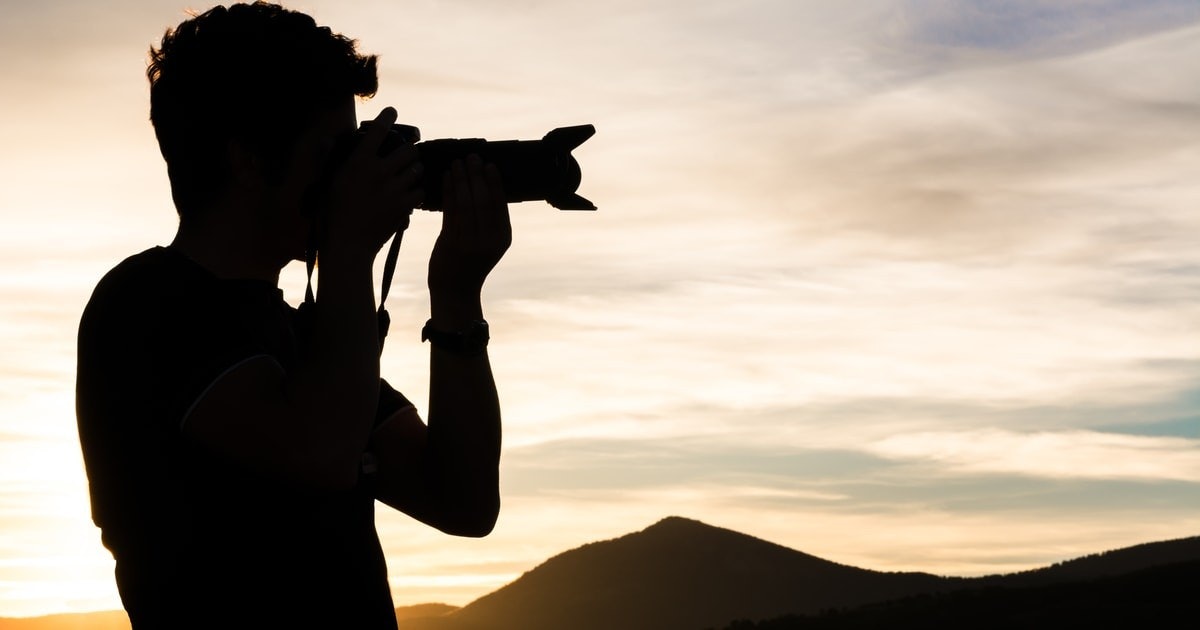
(75, 3), (508, 628)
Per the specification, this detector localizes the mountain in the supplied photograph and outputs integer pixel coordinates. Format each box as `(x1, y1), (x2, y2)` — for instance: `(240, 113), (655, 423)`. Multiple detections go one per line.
(715, 559), (1200, 629)
(401, 516), (1200, 630)
(984, 533), (1200, 585)
(4, 517), (1197, 630)
(407, 517), (961, 630)
(395, 603), (460, 623)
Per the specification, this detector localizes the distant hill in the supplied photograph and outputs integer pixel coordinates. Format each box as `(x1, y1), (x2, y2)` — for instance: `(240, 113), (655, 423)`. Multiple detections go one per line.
(4, 517), (1197, 630)
(395, 603), (459, 624)
(984, 534), (1200, 585)
(431, 516), (956, 630)
(715, 559), (1200, 629)
(401, 516), (1200, 630)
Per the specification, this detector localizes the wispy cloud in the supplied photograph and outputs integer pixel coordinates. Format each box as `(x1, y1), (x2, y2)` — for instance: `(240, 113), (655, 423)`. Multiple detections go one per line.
(3, 0), (1200, 616)
(887, 0), (1200, 58)
(865, 429), (1200, 481)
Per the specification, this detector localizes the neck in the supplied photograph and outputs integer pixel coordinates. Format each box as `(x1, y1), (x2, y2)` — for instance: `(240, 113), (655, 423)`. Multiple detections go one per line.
(170, 208), (284, 284)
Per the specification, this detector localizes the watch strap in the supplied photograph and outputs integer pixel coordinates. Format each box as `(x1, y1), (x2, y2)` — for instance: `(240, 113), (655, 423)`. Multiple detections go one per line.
(421, 319), (489, 357)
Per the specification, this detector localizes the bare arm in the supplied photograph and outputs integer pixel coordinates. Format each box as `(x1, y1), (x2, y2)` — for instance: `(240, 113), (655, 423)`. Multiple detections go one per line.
(369, 343), (501, 537)
(372, 155), (509, 535)
(182, 254), (380, 491)
(182, 107), (423, 491)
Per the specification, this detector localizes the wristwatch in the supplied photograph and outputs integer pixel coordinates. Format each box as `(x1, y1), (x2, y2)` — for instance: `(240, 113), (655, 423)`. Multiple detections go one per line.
(421, 319), (489, 357)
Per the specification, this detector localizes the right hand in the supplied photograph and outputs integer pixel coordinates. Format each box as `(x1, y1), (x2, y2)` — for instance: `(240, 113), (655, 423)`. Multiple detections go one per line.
(428, 155), (512, 299)
(324, 107), (424, 259)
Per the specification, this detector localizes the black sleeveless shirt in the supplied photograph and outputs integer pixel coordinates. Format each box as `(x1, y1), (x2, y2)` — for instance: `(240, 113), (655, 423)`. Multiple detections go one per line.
(77, 246), (403, 629)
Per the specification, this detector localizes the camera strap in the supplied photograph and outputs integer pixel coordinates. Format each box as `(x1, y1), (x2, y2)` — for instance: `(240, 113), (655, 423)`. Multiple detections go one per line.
(302, 229), (404, 355)
(376, 230), (404, 349)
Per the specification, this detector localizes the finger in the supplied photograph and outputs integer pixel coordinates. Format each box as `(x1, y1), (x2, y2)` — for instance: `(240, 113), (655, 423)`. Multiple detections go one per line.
(382, 143), (419, 172)
(484, 162), (511, 240)
(482, 163), (506, 211)
(440, 169), (451, 210)
(472, 159), (498, 236)
(394, 207), (414, 234)
(403, 187), (425, 211)
(391, 161), (425, 209)
(352, 107), (398, 159)
(467, 154), (490, 236)
(440, 168), (457, 239)
(454, 158), (480, 239)
(393, 158), (424, 192)
(451, 158), (473, 218)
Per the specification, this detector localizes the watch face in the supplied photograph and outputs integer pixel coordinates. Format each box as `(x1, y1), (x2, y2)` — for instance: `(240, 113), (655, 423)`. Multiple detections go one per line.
(465, 320), (490, 345)
(422, 319), (489, 355)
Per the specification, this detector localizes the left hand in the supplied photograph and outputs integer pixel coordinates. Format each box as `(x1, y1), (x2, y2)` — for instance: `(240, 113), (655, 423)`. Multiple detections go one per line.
(427, 154), (512, 301)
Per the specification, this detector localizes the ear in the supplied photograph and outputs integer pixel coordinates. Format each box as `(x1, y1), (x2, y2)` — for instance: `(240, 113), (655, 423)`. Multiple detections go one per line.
(226, 139), (265, 191)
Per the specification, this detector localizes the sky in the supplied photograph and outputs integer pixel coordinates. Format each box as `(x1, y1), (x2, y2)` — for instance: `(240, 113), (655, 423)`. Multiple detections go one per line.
(1, 0), (1199, 618)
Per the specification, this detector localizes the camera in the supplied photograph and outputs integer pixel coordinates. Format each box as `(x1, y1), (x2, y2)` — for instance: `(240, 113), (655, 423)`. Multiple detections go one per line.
(379, 123), (596, 211)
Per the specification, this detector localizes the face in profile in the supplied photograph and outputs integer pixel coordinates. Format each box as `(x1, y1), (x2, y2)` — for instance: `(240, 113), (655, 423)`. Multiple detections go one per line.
(259, 97), (359, 263)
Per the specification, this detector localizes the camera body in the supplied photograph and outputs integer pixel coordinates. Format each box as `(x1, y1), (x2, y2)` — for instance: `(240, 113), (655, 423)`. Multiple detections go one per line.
(380, 123), (596, 211)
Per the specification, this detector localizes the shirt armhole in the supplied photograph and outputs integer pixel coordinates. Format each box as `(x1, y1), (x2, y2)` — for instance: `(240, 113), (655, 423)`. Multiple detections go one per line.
(362, 402), (420, 478)
(371, 402), (419, 434)
(178, 354), (282, 432)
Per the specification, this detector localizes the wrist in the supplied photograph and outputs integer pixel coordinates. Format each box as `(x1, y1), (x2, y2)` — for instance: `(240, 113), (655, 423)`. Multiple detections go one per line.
(315, 253), (375, 297)
(429, 291), (483, 330)
(317, 246), (376, 273)
(422, 318), (489, 357)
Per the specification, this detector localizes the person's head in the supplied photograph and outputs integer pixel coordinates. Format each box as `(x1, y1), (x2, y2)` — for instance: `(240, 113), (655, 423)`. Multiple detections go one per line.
(148, 2), (378, 223)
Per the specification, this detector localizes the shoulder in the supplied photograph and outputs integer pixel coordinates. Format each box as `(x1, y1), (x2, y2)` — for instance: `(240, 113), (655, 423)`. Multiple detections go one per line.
(81, 248), (163, 330)
(82, 246), (216, 328)
(79, 247), (213, 366)
(86, 247), (195, 307)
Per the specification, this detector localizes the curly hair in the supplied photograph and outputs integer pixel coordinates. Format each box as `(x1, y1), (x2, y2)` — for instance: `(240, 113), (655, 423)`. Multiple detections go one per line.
(148, 2), (378, 219)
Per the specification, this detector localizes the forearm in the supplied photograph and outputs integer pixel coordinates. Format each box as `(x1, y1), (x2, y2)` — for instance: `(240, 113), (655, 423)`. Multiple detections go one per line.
(173, 107), (422, 492)
(414, 153), (508, 533)
(424, 292), (502, 534)
(283, 252), (381, 486)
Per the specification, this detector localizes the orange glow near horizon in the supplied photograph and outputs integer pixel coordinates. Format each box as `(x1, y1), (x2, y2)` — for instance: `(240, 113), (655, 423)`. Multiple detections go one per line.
(3, 0), (1200, 619)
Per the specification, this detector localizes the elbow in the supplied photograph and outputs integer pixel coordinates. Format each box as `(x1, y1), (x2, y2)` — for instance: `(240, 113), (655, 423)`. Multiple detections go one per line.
(439, 494), (500, 538)
(445, 521), (495, 539)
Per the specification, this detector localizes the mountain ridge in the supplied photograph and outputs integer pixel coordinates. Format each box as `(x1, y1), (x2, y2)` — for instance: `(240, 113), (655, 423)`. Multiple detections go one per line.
(444, 515), (954, 630)
(403, 516), (1200, 630)
(2, 516), (1196, 630)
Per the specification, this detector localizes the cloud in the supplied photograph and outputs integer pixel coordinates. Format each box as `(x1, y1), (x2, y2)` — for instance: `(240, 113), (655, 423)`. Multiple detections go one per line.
(466, 463), (1200, 580)
(499, 428), (1200, 508)
(3, 0), (1200, 615)
(865, 429), (1200, 482)
(485, 431), (1200, 580)
(887, 0), (1200, 58)
(436, 257), (1200, 451)
(501, 436), (892, 498)
(752, 25), (1200, 260)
